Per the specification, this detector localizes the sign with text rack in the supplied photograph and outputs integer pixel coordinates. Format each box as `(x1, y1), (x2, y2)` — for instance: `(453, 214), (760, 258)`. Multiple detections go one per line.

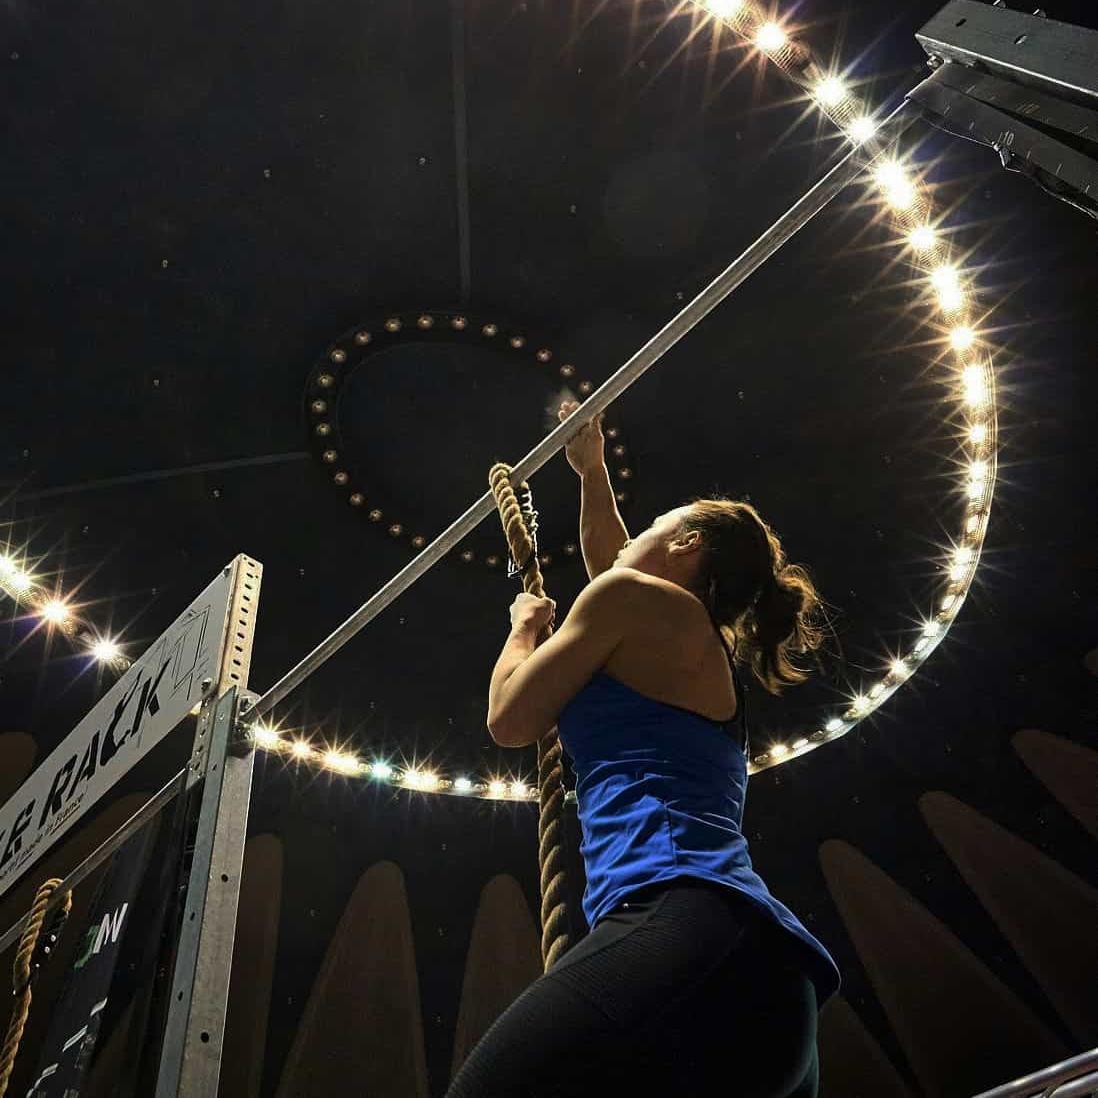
(0, 561), (242, 901)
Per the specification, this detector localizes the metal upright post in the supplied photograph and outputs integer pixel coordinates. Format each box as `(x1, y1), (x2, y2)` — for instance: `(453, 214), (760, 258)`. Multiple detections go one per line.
(153, 551), (263, 1098)
(154, 686), (256, 1098)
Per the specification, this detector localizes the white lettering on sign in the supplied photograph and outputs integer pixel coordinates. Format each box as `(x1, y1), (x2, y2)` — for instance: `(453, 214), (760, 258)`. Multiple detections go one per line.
(0, 564), (238, 900)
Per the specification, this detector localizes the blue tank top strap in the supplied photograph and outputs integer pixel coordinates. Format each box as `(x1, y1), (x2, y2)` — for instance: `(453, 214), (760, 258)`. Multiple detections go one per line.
(710, 617), (749, 754)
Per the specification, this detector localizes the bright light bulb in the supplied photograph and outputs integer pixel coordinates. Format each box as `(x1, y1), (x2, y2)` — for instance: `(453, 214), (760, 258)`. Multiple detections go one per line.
(891, 658), (909, 677)
(908, 225), (937, 251)
(9, 571), (33, 594)
(852, 694), (871, 713)
(41, 599), (70, 624)
(771, 743), (789, 757)
(969, 422), (987, 444)
(454, 777), (473, 793)
(923, 620), (942, 638)
(91, 637), (121, 662)
(0, 555), (15, 576)
(940, 286), (964, 312)
(705, 0), (745, 16)
(954, 545), (975, 565)
(755, 22), (787, 51)
(969, 460), (988, 484)
(792, 738), (808, 750)
(963, 366), (987, 407)
(847, 115), (877, 144)
(371, 762), (393, 779)
(874, 161), (916, 210)
(291, 740), (312, 759)
(253, 724), (281, 749)
(888, 181), (916, 210)
(950, 326), (976, 351)
(930, 264), (960, 293)
(931, 265), (965, 311)
(488, 780), (507, 797)
(324, 750), (359, 774)
(814, 76), (847, 106)
(510, 781), (528, 798)
(826, 718), (844, 733)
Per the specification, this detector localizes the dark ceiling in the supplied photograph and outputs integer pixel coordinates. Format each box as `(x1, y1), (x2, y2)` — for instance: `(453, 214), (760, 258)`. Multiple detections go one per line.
(2, 0), (1097, 1094)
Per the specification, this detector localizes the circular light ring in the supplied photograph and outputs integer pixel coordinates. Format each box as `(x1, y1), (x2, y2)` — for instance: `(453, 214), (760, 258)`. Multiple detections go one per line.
(275, 10), (1000, 790)
(694, 0), (999, 773)
(303, 311), (640, 570)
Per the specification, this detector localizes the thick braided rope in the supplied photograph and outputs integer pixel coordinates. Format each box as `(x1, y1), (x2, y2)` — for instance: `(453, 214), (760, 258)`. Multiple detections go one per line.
(0, 878), (72, 1098)
(489, 462), (575, 973)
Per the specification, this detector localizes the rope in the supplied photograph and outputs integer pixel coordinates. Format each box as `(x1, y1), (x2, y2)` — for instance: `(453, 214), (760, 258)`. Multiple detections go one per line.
(0, 879), (72, 1098)
(489, 462), (575, 973)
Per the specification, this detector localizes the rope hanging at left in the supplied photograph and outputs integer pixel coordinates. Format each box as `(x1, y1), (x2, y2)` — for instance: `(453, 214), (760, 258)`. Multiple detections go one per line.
(0, 878), (73, 1098)
(489, 462), (576, 973)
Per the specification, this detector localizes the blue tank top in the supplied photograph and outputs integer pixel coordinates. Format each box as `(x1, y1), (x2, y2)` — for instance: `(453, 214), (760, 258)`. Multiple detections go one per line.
(557, 652), (841, 1007)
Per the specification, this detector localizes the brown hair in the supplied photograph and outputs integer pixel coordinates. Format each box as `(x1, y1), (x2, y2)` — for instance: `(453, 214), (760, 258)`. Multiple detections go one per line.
(679, 497), (826, 695)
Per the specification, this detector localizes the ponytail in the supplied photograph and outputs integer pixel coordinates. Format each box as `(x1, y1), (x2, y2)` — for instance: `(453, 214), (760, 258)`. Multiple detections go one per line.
(746, 562), (824, 694)
(682, 498), (826, 695)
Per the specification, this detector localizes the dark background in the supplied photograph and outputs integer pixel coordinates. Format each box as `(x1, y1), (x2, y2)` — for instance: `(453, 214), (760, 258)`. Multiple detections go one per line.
(2, 1), (1096, 1095)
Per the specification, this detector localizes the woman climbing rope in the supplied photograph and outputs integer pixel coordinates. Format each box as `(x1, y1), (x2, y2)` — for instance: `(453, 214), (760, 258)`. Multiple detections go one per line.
(446, 399), (840, 1098)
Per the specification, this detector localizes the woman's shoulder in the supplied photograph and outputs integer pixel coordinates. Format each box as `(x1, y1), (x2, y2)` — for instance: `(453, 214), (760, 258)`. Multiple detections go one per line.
(603, 570), (714, 659)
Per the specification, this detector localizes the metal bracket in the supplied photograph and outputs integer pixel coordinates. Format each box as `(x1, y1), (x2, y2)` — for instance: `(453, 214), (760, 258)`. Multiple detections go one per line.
(916, 0), (1098, 107)
(907, 61), (1098, 218)
(506, 480), (541, 580)
(233, 691), (261, 754)
(912, 1), (1098, 219)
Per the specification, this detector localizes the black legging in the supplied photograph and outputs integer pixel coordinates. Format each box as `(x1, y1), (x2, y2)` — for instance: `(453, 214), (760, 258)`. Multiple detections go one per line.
(446, 877), (820, 1097)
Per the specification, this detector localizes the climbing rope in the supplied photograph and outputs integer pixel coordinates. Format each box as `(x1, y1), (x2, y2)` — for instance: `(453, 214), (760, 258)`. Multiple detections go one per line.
(489, 462), (575, 973)
(0, 878), (72, 1098)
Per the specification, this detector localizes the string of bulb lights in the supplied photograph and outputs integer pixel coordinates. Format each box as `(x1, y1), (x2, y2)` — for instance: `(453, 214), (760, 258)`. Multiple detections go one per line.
(3, 0), (997, 800)
(0, 552), (129, 671)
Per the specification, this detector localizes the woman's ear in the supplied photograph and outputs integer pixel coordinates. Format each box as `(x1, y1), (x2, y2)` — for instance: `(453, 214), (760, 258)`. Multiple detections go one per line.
(670, 529), (703, 555)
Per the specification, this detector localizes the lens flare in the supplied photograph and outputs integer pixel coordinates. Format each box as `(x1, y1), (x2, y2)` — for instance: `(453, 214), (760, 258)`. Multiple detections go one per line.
(874, 161), (916, 210)
(253, 724), (281, 748)
(950, 326), (976, 351)
(91, 637), (121, 662)
(814, 76), (847, 106)
(847, 115), (877, 144)
(755, 22), (787, 51)
(704, 0), (745, 15)
(41, 599), (70, 624)
(908, 225), (937, 252)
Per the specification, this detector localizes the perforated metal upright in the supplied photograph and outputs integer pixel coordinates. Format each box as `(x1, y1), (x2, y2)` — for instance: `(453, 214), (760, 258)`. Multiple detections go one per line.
(154, 555), (263, 1098)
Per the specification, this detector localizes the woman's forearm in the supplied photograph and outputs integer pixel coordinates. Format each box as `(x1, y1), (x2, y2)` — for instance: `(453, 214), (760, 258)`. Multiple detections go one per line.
(488, 623), (538, 726)
(580, 464), (629, 580)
